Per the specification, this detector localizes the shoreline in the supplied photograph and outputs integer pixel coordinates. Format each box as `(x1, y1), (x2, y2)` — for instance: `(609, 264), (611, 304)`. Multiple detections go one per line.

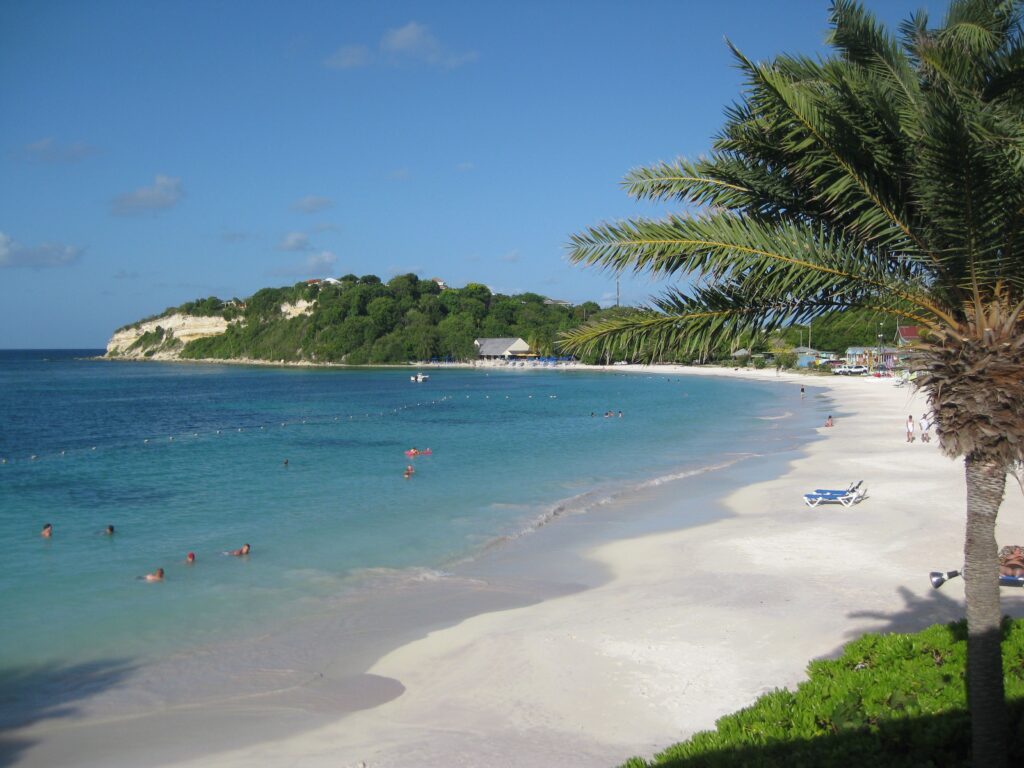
(180, 366), (1024, 767)
(10, 366), (1024, 767)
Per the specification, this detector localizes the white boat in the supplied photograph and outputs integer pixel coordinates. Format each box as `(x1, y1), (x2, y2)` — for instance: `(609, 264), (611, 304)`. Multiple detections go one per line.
(411, 372), (429, 383)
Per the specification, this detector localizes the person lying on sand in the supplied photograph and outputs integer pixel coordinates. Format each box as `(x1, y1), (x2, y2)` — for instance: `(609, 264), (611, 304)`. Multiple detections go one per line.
(227, 543), (251, 557)
(1000, 545), (1024, 576)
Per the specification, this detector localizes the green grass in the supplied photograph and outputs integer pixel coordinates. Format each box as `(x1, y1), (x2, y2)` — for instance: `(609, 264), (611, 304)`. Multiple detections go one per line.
(622, 619), (1024, 767)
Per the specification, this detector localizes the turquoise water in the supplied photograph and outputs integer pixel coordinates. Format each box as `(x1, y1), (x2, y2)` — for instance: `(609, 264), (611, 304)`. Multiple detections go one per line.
(0, 351), (798, 677)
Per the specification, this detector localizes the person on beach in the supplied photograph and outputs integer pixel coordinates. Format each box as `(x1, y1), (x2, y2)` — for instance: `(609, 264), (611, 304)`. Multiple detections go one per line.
(919, 414), (931, 443)
(228, 544), (251, 557)
(41, 523), (53, 538)
(105, 525), (115, 536)
(825, 415), (834, 427)
(185, 552), (196, 565)
(1000, 546), (1024, 576)
(800, 386), (805, 398)
(143, 568), (164, 582)
(906, 415), (915, 443)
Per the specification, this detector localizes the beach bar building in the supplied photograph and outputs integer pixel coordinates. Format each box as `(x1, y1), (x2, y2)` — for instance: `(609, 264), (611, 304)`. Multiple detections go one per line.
(474, 337), (531, 360)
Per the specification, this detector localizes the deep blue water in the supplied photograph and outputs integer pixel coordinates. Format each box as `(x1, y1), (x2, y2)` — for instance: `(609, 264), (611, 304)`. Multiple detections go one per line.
(0, 351), (797, 670)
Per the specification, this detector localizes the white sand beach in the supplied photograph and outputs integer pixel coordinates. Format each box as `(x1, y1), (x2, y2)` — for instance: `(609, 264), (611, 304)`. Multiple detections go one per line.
(11, 366), (1023, 768)
(134, 366), (1021, 768)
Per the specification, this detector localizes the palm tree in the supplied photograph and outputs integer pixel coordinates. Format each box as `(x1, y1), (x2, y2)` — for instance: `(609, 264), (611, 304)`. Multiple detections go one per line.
(559, 1), (1024, 763)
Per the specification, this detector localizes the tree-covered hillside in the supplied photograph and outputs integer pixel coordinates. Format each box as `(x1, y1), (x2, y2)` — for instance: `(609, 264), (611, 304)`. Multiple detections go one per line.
(175, 274), (605, 364)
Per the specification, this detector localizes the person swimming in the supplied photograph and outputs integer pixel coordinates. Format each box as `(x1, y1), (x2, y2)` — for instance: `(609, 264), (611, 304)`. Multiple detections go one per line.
(105, 524), (115, 536)
(41, 523), (53, 538)
(227, 543), (251, 557)
(143, 568), (165, 582)
(185, 552), (196, 564)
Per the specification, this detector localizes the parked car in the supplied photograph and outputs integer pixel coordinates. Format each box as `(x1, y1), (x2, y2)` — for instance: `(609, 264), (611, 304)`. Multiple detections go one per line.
(833, 364), (869, 375)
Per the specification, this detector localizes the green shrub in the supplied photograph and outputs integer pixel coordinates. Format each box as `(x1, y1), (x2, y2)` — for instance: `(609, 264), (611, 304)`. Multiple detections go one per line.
(623, 619), (1024, 767)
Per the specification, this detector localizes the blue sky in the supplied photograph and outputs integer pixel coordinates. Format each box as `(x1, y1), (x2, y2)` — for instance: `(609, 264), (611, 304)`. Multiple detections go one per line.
(1, 0), (934, 348)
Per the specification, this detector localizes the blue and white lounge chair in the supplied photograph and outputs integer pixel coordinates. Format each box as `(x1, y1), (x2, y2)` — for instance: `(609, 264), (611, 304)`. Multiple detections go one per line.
(810, 481), (863, 497)
(930, 570), (1024, 589)
(803, 482), (866, 508)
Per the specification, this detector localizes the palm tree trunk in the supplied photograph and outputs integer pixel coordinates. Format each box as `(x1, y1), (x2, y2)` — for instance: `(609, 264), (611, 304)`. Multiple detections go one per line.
(963, 456), (1008, 768)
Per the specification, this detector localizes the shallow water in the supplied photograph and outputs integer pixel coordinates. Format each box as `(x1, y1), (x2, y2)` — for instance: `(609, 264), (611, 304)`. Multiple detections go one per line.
(0, 352), (800, 678)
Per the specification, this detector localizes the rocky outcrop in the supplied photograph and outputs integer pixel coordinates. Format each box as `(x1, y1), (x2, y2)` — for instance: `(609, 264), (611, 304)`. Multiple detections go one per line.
(280, 299), (315, 318)
(106, 313), (229, 359)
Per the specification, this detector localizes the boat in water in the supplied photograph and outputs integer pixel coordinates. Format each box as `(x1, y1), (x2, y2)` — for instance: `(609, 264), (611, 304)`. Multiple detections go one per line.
(411, 372), (430, 383)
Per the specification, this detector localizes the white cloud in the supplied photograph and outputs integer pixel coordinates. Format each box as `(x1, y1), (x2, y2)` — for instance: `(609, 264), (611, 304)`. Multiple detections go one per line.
(323, 44), (372, 69)
(304, 250), (337, 274)
(24, 137), (97, 164)
(278, 231), (312, 251)
(381, 21), (477, 69)
(0, 231), (82, 269)
(111, 174), (183, 216)
(499, 249), (520, 263)
(291, 195), (333, 213)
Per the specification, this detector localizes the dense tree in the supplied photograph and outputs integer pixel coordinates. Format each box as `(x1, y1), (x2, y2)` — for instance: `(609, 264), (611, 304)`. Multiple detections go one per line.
(172, 274), (614, 364)
(559, 2), (1024, 762)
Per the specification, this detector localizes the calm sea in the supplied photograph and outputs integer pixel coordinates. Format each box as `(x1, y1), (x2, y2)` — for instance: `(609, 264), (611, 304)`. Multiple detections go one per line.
(0, 351), (805, 683)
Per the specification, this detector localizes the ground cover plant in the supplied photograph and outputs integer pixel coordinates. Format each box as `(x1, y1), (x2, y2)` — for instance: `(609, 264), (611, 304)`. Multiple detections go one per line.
(621, 619), (1024, 767)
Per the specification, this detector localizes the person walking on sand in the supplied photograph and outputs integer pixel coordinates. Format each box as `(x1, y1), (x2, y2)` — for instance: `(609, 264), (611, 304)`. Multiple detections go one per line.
(906, 414), (915, 443)
(919, 413), (932, 443)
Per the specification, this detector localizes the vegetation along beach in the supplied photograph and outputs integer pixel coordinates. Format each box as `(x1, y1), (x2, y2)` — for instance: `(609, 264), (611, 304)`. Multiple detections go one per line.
(2, 1), (1023, 766)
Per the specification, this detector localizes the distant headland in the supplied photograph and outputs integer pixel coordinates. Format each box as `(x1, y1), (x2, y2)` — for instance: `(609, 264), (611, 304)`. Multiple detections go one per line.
(104, 274), (608, 365)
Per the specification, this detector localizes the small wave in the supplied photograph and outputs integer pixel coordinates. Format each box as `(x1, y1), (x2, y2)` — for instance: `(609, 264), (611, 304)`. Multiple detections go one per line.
(755, 411), (793, 420)
(469, 453), (759, 555)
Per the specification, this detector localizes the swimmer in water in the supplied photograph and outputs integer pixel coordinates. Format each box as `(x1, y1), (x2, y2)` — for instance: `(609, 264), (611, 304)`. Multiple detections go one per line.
(41, 523), (53, 538)
(283, 458), (289, 467)
(144, 568), (165, 582)
(228, 543), (251, 557)
(185, 552), (196, 565)
(105, 525), (115, 536)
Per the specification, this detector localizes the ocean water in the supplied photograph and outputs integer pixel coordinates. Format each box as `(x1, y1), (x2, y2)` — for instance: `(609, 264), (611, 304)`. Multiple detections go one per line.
(0, 351), (803, 682)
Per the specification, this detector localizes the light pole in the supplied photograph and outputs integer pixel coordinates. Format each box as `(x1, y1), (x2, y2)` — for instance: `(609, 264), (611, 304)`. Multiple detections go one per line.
(877, 322), (884, 374)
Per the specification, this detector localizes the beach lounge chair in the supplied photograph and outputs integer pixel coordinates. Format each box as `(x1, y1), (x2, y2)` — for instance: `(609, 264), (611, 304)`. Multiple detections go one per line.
(811, 481), (862, 497)
(803, 483), (867, 508)
(930, 570), (1024, 589)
